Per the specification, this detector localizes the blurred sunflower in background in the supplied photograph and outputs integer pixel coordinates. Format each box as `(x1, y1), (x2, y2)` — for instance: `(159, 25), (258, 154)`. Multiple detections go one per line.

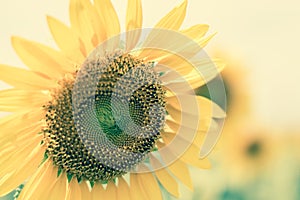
(195, 50), (252, 158)
(200, 53), (276, 184)
(196, 50), (251, 126)
(185, 52), (298, 200)
(220, 123), (278, 184)
(169, 51), (255, 200)
(0, 0), (225, 199)
(188, 128), (300, 200)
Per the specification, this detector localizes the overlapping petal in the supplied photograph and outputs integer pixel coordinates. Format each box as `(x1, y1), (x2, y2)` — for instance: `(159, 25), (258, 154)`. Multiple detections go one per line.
(11, 37), (74, 78)
(0, 89), (50, 112)
(0, 144), (44, 197)
(0, 64), (57, 89)
(0, 0), (226, 199)
(94, 0), (120, 38)
(47, 16), (85, 63)
(126, 0), (143, 50)
(150, 156), (180, 198)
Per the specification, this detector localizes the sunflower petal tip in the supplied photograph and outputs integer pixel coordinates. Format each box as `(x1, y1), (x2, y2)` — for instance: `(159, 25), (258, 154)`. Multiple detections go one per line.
(46, 16), (54, 27)
(214, 111), (227, 119)
(10, 35), (17, 41)
(175, 0), (187, 9)
(46, 15), (55, 23)
(10, 36), (24, 46)
(184, 179), (194, 191)
(10, 36), (19, 47)
(180, 0), (188, 8)
(208, 32), (218, 40)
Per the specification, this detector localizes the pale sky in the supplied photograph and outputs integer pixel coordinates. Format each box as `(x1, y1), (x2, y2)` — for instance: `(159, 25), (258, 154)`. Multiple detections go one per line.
(0, 0), (299, 130)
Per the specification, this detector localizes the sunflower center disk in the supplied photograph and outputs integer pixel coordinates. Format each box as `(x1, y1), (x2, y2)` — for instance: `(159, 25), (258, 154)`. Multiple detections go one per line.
(43, 51), (166, 182)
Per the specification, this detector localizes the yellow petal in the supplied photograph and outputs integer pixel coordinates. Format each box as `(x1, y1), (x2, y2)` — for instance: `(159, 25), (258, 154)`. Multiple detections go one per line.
(0, 145), (44, 197)
(0, 64), (57, 89)
(196, 33), (217, 48)
(166, 95), (226, 119)
(165, 116), (209, 134)
(161, 58), (225, 90)
(164, 95), (207, 136)
(159, 130), (200, 163)
(157, 140), (210, 170)
(150, 156), (180, 198)
(160, 141), (211, 169)
(161, 131), (212, 169)
(160, 130), (203, 157)
(199, 118), (223, 158)
(80, 182), (92, 200)
(46, 173), (68, 200)
(93, 0), (120, 51)
(155, 54), (194, 76)
(165, 95), (224, 154)
(69, 0), (106, 54)
(181, 24), (209, 40)
(180, 145), (211, 169)
(87, 5), (106, 47)
(180, 25), (215, 48)
(185, 58), (225, 87)
(157, 53), (223, 81)
(0, 172), (14, 197)
(154, 0), (187, 30)
(136, 0), (187, 60)
(18, 159), (54, 199)
(103, 182), (117, 200)
(94, 0), (120, 39)
(167, 160), (193, 190)
(47, 16), (85, 63)
(69, 0), (93, 54)
(0, 124), (41, 150)
(0, 109), (44, 144)
(0, 89), (49, 112)
(0, 134), (42, 177)
(67, 178), (81, 200)
(117, 177), (131, 200)
(0, 117), (41, 152)
(136, 170), (163, 200)
(91, 183), (105, 199)
(11, 36), (74, 78)
(166, 104), (198, 130)
(126, 0), (142, 50)
(160, 118), (216, 169)
(164, 119), (208, 147)
(130, 173), (147, 200)
(138, 32), (199, 63)
(20, 159), (68, 200)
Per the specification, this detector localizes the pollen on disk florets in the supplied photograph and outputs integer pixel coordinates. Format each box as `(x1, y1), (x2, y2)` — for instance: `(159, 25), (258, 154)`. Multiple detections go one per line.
(42, 50), (166, 182)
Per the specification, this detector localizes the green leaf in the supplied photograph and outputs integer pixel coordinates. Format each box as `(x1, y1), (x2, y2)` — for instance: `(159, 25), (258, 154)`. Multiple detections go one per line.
(77, 176), (82, 184)
(40, 152), (48, 166)
(67, 173), (73, 183)
(90, 181), (95, 188)
(57, 168), (63, 177)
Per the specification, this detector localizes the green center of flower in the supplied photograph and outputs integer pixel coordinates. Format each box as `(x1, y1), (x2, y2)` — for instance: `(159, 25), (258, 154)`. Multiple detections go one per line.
(246, 140), (262, 158)
(42, 51), (166, 183)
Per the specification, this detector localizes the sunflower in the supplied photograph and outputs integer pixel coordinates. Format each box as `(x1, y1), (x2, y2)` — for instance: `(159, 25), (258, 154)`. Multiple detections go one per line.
(216, 121), (278, 186)
(0, 0), (225, 199)
(196, 50), (251, 122)
(195, 50), (252, 160)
